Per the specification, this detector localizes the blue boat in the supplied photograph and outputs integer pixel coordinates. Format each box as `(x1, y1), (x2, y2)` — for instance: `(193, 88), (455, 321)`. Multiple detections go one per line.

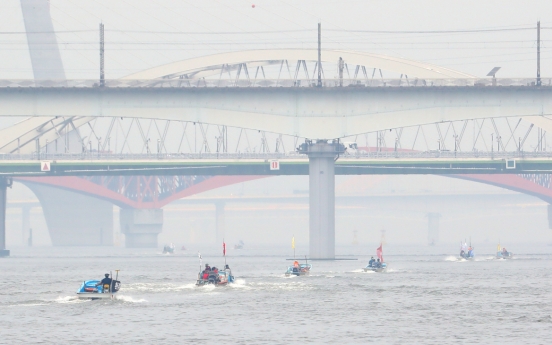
(459, 241), (475, 260)
(496, 244), (513, 259)
(363, 262), (387, 272)
(285, 261), (312, 276)
(363, 243), (387, 272)
(76, 271), (120, 299)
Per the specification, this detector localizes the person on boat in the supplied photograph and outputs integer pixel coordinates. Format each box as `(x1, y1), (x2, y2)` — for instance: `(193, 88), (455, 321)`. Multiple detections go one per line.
(224, 265), (234, 283)
(502, 247), (508, 255)
(95, 274), (112, 291)
(375, 259), (381, 268)
(202, 264), (211, 280)
(368, 257), (375, 267)
(293, 261), (299, 267)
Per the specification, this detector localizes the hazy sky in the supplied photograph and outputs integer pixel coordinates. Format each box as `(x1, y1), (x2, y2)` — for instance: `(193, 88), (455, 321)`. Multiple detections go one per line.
(0, 0), (551, 79)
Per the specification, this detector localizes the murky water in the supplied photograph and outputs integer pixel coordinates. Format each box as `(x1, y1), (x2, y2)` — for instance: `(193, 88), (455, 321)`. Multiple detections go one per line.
(1, 245), (551, 344)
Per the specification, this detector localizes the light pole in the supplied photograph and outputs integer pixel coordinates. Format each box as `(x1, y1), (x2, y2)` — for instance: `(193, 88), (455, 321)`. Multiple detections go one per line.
(454, 135), (458, 157)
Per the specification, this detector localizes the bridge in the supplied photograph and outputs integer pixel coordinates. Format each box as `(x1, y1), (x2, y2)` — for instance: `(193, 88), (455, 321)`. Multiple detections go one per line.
(1, 0), (552, 258)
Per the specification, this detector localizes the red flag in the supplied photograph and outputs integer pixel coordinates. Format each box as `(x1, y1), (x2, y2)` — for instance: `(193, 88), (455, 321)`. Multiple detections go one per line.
(376, 244), (383, 263)
(223, 241), (226, 256)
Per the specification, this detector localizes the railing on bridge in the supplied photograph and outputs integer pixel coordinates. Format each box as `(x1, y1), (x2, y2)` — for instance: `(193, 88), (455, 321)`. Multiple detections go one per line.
(2, 151), (552, 161)
(0, 78), (550, 88)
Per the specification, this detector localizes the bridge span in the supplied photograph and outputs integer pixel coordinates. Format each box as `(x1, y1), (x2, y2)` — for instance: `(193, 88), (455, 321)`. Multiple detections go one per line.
(1, 81), (552, 140)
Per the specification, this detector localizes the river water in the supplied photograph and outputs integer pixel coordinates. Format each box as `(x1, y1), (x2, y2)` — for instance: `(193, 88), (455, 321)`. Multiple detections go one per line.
(1, 244), (551, 344)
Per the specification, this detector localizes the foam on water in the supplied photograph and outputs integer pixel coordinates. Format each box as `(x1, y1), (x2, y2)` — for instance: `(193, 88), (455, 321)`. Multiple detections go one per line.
(54, 296), (89, 304)
(116, 295), (147, 303)
(123, 282), (196, 293)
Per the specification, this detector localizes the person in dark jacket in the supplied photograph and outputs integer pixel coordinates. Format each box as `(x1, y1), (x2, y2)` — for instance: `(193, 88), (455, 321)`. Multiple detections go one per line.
(95, 274), (112, 291)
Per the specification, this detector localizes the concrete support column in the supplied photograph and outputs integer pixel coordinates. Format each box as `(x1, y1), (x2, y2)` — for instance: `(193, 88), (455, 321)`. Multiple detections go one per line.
(298, 140), (345, 259)
(120, 208), (163, 248)
(427, 212), (441, 245)
(215, 202), (225, 244)
(22, 182), (114, 246)
(548, 205), (552, 229)
(21, 206), (31, 246)
(0, 178), (12, 257)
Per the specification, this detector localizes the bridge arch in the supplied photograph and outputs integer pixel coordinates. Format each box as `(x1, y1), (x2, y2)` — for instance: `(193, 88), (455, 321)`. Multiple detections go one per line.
(123, 49), (475, 80)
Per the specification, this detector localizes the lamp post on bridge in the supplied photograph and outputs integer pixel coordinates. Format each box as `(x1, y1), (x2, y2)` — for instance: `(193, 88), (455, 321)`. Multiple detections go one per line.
(454, 135), (459, 157)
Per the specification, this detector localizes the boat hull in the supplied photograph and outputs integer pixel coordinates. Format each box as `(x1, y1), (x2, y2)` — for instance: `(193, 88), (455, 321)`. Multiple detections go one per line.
(363, 267), (386, 272)
(76, 292), (117, 300)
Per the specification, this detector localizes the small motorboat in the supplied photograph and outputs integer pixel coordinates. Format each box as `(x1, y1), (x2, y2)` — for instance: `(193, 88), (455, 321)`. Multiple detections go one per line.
(363, 243), (387, 272)
(162, 243), (175, 254)
(459, 241), (475, 260)
(363, 262), (387, 272)
(196, 265), (234, 286)
(285, 262), (312, 276)
(496, 244), (513, 259)
(76, 271), (120, 300)
(196, 245), (234, 287)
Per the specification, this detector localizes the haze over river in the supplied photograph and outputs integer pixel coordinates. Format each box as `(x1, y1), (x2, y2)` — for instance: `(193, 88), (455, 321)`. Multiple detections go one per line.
(1, 244), (551, 344)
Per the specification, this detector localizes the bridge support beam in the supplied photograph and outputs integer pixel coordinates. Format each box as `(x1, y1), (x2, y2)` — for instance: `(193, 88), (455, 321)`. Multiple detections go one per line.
(120, 208), (163, 248)
(298, 140), (345, 259)
(0, 178), (12, 257)
(548, 205), (552, 229)
(215, 202), (225, 244)
(20, 182), (114, 246)
(427, 213), (441, 246)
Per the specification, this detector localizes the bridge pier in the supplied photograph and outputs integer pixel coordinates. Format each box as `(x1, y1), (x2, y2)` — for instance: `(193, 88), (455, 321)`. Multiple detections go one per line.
(427, 213), (441, 245)
(120, 208), (163, 248)
(298, 140), (345, 259)
(21, 182), (114, 246)
(215, 202), (225, 244)
(0, 178), (12, 257)
(548, 205), (552, 229)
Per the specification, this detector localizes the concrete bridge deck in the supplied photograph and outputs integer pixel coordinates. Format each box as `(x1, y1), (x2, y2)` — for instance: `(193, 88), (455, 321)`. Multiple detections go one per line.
(0, 153), (551, 176)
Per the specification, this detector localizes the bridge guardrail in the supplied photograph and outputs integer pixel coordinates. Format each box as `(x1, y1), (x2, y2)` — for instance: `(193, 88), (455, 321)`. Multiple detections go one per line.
(0, 78), (550, 88)
(1, 151), (552, 161)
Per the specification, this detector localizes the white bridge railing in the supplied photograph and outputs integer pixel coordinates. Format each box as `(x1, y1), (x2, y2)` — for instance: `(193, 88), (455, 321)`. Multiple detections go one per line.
(1, 151), (552, 161)
(0, 78), (550, 88)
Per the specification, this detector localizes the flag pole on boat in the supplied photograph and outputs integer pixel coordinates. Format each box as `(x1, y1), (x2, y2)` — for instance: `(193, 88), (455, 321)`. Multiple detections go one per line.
(223, 239), (227, 267)
(198, 252), (202, 274)
(292, 235), (295, 259)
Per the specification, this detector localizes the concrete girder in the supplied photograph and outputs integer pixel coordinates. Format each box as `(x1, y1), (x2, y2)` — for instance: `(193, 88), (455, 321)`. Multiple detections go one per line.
(0, 87), (550, 139)
(123, 49), (475, 80)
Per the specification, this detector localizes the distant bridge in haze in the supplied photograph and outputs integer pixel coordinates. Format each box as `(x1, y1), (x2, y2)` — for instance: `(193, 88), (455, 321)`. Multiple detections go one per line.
(2, 0), (552, 258)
